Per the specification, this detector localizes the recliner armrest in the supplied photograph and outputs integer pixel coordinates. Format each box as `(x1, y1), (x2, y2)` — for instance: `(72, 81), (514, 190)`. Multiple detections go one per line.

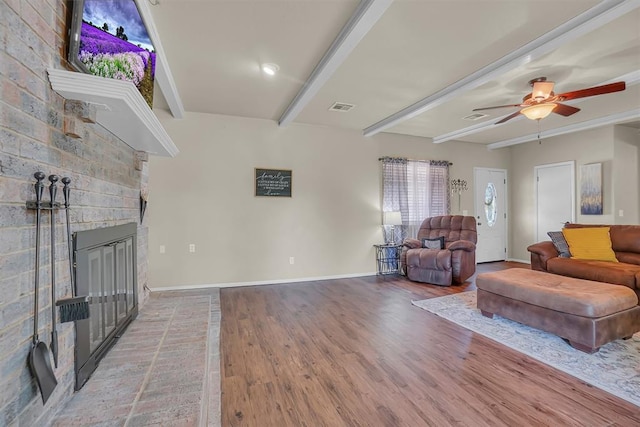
(447, 240), (476, 252)
(403, 238), (421, 250)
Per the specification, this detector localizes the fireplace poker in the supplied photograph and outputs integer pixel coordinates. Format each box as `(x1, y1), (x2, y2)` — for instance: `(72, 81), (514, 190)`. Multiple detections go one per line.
(48, 175), (60, 368)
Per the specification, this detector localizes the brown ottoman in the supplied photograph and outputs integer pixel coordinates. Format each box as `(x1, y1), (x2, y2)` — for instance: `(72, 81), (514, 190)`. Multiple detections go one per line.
(476, 269), (640, 353)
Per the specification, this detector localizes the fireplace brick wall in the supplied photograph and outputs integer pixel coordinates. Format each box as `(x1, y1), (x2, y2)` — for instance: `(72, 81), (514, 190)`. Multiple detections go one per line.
(0, 0), (150, 424)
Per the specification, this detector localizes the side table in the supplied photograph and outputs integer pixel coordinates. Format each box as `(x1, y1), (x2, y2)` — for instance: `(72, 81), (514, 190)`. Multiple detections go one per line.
(374, 244), (403, 275)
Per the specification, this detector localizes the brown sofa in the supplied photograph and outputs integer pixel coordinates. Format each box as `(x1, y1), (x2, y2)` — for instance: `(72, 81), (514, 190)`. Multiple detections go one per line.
(527, 224), (640, 301)
(401, 215), (477, 286)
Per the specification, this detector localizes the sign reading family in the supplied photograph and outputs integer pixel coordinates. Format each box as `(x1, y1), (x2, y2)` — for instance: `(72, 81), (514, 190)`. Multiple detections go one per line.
(255, 168), (292, 197)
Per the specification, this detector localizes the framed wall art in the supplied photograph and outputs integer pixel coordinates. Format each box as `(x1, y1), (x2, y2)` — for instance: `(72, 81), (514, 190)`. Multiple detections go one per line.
(580, 163), (602, 215)
(255, 168), (292, 197)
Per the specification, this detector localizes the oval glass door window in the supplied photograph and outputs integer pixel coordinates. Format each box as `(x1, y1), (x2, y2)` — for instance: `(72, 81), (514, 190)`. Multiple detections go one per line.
(484, 183), (497, 227)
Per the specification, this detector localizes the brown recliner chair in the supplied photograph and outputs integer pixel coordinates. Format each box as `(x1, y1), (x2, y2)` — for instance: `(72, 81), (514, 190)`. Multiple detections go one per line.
(401, 215), (477, 286)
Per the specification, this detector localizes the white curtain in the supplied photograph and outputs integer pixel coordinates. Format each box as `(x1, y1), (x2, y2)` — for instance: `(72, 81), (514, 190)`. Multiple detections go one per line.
(381, 158), (450, 242)
(406, 161), (430, 238)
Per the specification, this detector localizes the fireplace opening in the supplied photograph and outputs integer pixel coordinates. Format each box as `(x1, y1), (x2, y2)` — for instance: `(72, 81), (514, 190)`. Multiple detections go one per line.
(73, 222), (138, 390)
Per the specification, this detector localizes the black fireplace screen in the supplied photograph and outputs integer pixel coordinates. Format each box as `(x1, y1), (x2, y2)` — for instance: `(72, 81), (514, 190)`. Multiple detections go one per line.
(73, 223), (138, 390)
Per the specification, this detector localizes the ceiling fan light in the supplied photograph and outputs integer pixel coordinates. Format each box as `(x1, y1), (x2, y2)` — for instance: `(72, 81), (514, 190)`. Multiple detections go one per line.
(532, 81), (554, 100)
(521, 103), (557, 120)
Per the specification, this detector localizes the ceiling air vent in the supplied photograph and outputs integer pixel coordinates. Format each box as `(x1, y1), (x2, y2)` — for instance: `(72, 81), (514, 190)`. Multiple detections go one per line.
(463, 113), (488, 121)
(329, 102), (355, 112)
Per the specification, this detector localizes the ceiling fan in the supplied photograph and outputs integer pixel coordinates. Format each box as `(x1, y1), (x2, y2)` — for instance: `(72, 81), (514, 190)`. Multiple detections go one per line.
(473, 77), (626, 124)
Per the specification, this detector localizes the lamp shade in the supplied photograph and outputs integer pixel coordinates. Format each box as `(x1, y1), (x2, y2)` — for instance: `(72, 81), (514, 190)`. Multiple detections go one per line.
(521, 103), (557, 120)
(531, 81), (554, 100)
(383, 211), (403, 226)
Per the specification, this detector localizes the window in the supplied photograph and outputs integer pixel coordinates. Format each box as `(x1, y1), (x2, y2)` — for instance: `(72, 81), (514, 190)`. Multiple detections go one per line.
(484, 182), (497, 227)
(381, 157), (450, 241)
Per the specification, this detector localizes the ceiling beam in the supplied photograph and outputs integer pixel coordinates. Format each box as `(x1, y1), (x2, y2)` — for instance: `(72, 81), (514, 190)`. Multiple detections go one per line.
(278, 0), (393, 127)
(487, 109), (640, 150)
(433, 70), (640, 144)
(363, 0), (638, 137)
(137, 0), (185, 119)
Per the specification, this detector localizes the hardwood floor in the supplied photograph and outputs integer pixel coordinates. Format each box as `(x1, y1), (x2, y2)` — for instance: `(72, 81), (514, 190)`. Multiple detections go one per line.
(220, 262), (640, 426)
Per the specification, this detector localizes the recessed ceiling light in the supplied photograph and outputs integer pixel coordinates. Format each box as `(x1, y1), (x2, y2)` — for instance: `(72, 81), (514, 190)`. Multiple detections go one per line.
(262, 63), (279, 76)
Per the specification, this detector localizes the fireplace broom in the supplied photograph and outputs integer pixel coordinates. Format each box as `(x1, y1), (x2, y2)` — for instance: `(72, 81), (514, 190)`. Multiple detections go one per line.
(56, 177), (90, 323)
(56, 296), (89, 323)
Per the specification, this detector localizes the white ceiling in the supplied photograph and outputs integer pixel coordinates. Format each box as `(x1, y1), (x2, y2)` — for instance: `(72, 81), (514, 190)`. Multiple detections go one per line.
(147, 0), (640, 148)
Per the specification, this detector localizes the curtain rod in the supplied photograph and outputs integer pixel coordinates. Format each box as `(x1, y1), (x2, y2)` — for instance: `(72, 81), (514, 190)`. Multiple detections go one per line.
(378, 157), (453, 165)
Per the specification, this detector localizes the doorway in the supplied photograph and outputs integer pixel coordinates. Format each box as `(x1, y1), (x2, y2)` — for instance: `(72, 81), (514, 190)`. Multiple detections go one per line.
(534, 161), (575, 242)
(474, 168), (507, 263)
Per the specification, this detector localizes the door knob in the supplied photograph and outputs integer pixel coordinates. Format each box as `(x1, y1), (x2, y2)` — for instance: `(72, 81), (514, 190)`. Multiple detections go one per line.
(477, 222), (482, 226)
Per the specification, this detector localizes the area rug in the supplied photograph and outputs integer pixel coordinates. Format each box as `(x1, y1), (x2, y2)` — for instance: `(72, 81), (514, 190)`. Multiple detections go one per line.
(412, 291), (640, 407)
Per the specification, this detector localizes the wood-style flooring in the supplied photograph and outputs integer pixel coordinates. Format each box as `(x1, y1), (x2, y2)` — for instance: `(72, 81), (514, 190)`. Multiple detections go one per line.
(220, 262), (640, 426)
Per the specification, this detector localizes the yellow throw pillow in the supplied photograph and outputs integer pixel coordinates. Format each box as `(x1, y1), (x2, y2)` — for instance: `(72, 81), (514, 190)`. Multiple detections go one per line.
(562, 227), (618, 262)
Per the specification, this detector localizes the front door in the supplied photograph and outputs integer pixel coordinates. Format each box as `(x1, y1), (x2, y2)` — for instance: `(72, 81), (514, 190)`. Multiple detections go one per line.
(474, 168), (507, 263)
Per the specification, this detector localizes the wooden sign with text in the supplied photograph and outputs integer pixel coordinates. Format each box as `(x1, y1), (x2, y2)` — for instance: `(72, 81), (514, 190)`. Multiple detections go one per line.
(255, 168), (292, 197)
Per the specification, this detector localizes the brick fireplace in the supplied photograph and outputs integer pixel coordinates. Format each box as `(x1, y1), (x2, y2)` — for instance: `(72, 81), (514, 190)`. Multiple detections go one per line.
(0, 1), (150, 424)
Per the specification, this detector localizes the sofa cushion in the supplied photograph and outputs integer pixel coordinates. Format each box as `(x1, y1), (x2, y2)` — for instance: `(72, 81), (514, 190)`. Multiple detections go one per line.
(547, 231), (571, 257)
(611, 225), (640, 253)
(616, 252), (640, 266)
(417, 215), (477, 244)
(562, 227), (618, 262)
(547, 258), (640, 289)
(406, 248), (451, 271)
(422, 236), (445, 249)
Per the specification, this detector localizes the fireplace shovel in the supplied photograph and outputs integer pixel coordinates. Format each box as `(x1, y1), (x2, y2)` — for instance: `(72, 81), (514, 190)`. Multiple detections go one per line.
(28, 172), (58, 404)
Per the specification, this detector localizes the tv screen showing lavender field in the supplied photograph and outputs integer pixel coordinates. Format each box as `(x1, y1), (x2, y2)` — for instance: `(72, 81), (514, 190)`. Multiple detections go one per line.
(78, 0), (155, 107)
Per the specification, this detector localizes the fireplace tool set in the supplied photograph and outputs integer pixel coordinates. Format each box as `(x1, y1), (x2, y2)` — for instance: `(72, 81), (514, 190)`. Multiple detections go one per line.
(26, 172), (89, 404)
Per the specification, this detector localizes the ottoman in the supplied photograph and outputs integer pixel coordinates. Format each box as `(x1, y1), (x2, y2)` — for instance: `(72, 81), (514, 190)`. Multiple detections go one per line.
(476, 269), (640, 353)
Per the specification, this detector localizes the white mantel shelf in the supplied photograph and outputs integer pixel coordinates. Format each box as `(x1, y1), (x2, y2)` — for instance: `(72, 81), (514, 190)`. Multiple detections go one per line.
(47, 68), (179, 157)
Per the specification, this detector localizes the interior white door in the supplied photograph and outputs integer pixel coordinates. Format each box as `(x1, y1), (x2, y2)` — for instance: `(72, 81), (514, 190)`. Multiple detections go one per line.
(535, 161), (575, 242)
(474, 168), (507, 263)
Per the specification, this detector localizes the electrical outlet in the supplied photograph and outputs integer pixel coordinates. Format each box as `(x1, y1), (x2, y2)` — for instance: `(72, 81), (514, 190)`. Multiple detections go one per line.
(159, 245), (165, 254)
(189, 244), (196, 253)
(619, 209), (624, 217)
(289, 257), (295, 265)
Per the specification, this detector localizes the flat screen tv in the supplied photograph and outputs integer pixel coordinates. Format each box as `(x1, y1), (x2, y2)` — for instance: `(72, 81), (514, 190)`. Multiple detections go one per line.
(67, 0), (156, 108)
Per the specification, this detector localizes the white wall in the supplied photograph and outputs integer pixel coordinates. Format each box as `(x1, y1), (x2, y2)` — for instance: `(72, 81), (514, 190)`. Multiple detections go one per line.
(613, 125), (640, 224)
(147, 112), (508, 288)
(508, 125), (640, 261)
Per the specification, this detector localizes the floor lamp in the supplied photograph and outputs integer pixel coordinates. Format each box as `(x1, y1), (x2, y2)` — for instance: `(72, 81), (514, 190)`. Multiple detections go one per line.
(383, 211), (403, 244)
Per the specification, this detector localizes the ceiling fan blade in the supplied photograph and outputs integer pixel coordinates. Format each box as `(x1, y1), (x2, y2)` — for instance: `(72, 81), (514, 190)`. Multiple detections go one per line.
(557, 81), (626, 101)
(472, 104), (522, 112)
(552, 103), (581, 117)
(495, 110), (522, 124)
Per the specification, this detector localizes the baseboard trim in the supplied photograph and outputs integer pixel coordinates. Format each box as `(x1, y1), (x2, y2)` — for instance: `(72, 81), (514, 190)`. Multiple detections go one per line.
(149, 271), (378, 292)
(507, 258), (530, 264)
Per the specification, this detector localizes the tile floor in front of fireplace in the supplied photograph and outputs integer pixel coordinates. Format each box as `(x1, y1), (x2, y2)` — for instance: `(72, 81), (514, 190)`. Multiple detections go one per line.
(48, 289), (221, 427)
